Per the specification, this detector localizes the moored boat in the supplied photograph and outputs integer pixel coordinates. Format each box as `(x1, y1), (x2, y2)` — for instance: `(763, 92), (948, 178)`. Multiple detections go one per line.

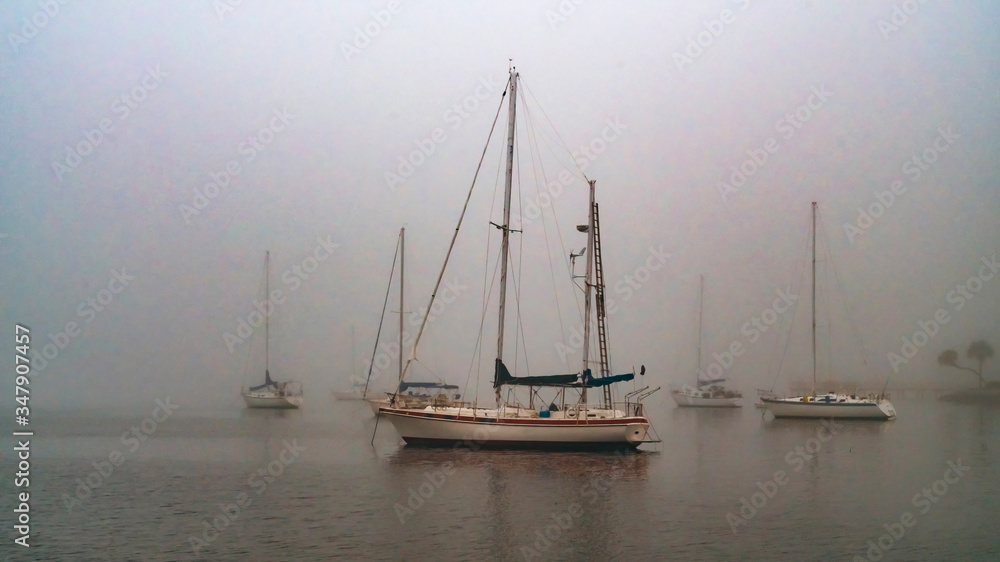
(762, 203), (895, 421)
(241, 252), (304, 409)
(378, 65), (659, 449)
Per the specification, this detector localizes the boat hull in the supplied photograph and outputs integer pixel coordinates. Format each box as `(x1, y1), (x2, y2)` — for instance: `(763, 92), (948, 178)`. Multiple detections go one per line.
(762, 397), (895, 420)
(242, 393), (303, 409)
(671, 392), (742, 408)
(379, 407), (652, 450)
(367, 398), (386, 414)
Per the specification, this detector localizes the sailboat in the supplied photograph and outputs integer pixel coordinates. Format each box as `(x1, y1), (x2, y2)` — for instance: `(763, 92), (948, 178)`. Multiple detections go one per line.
(378, 66), (659, 450)
(671, 274), (743, 407)
(332, 327), (368, 400)
(241, 251), (304, 409)
(761, 203), (896, 420)
(364, 228), (463, 414)
(366, 381), (462, 414)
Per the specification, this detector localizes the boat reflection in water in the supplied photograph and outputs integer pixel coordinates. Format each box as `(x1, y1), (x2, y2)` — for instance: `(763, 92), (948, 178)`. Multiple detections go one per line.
(383, 447), (652, 559)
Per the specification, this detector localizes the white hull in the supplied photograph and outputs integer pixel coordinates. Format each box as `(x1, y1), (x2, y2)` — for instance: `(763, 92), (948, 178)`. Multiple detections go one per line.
(379, 406), (653, 450)
(762, 395), (895, 420)
(671, 392), (743, 408)
(670, 385), (743, 408)
(242, 393), (303, 409)
(367, 398), (386, 414)
(368, 393), (457, 414)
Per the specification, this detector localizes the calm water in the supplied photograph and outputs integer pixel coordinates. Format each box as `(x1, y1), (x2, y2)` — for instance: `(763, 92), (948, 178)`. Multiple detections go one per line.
(2, 396), (998, 561)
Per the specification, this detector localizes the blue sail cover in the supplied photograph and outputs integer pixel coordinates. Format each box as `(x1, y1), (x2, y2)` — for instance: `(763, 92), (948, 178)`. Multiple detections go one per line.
(581, 369), (635, 387)
(399, 381), (459, 391)
(697, 378), (727, 387)
(494, 359), (579, 388)
(249, 369), (277, 392)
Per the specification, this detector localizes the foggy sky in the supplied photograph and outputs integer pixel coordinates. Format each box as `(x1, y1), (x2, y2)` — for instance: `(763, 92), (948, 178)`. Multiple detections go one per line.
(2, 0), (998, 411)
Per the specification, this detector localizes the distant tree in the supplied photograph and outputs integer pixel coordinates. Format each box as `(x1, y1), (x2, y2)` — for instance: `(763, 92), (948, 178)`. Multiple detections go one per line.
(938, 340), (994, 388)
(967, 340), (995, 382)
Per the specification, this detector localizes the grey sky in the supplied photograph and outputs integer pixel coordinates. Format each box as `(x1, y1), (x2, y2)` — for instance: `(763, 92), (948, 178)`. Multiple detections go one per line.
(1, 0), (997, 410)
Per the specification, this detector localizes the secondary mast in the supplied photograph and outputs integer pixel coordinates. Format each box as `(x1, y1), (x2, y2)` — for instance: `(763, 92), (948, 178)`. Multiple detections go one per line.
(697, 273), (704, 386)
(398, 227), (406, 380)
(811, 201), (817, 396)
(265, 250), (270, 380)
(580, 179), (596, 405)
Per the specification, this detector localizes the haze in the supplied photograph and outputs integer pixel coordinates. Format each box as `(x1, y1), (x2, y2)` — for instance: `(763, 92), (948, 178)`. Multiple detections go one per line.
(1, 0), (997, 412)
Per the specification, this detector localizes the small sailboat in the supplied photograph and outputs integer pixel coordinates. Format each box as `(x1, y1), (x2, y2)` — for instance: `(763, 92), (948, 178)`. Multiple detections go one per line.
(332, 327), (369, 400)
(365, 227), (462, 414)
(761, 203), (895, 420)
(671, 274), (743, 407)
(366, 381), (462, 414)
(378, 65), (659, 450)
(241, 252), (304, 409)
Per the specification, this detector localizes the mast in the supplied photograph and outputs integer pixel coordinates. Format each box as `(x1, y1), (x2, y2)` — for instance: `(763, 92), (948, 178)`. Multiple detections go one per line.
(265, 250), (270, 381)
(697, 273), (704, 386)
(494, 66), (517, 402)
(811, 201), (817, 396)
(580, 179), (596, 405)
(399, 227), (404, 387)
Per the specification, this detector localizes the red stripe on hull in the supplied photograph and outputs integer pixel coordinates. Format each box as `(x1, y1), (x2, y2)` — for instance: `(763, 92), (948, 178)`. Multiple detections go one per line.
(401, 436), (641, 451)
(382, 408), (649, 426)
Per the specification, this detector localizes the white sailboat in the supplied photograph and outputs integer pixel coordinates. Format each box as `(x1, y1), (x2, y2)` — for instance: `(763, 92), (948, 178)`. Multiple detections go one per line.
(242, 251), (304, 409)
(378, 66), (659, 450)
(671, 274), (743, 407)
(332, 327), (368, 400)
(761, 203), (895, 420)
(364, 228), (463, 414)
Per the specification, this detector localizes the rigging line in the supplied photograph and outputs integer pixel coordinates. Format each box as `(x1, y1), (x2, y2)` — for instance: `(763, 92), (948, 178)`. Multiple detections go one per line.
(365, 231), (401, 395)
(399, 77), (510, 384)
(511, 122), (530, 378)
(465, 233), (504, 402)
(765, 218), (811, 388)
(520, 78), (591, 182)
(768, 215), (812, 393)
(241, 257), (269, 389)
(519, 98), (582, 325)
(511, 122), (522, 375)
(469, 110), (508, 401)
(817, 210), (874, 374)
(518, 88), (587, 184)
(820, 229), (834, 385)
(521, 91), (570, 350)
(412, 358), (448, 391)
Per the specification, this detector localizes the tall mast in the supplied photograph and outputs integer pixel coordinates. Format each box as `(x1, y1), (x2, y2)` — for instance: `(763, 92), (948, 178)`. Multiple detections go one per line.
(581, 179), (596, 404)
(494, 66), (517, 401)
(811, 201), (817, 396)
(399, 227), (404, 385)
(265, 250), (270, 378)
(697, 273), (704, 386)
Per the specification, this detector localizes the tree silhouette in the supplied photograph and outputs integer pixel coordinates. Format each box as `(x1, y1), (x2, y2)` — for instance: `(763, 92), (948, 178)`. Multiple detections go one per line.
(967, 340), (995, 383)
(938, 340), (994, 388)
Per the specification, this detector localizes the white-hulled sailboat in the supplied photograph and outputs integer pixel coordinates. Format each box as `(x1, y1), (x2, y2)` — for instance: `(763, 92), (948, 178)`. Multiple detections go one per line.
(363, 228), (462, 414)
(377, 65), (659, 450)
(761, 203), (895, 420)
(242, 252), (304, 409)
(671, 274), (743, 407)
